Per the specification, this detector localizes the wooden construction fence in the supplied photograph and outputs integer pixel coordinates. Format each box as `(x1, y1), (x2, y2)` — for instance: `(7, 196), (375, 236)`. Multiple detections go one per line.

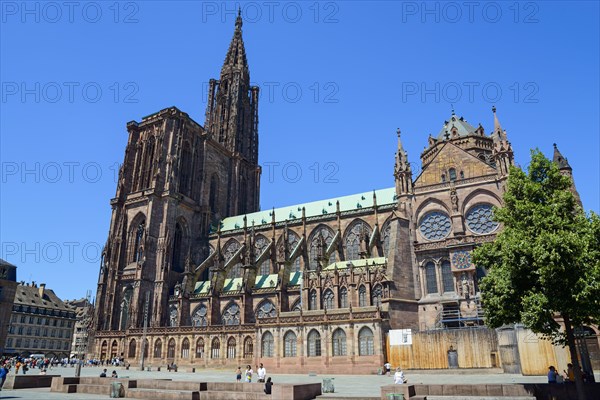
(386, 328), (498, 370)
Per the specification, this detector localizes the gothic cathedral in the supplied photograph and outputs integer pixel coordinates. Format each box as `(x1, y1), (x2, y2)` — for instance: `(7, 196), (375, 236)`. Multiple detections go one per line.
(92, 13), (577, 373)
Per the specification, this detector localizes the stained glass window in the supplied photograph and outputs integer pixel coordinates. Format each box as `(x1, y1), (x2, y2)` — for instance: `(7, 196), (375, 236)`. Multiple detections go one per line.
(332, 329), (346, 356)
(256, 300), (277, 318)
(358, 327), (374, 355)
(465, 204), (499, 234)
(284, 331), (297, 357)
(419, 211), (451, 241)
(307, 330), (321, 357)
(222, 303), (240, 325)
(191, 303), (208, 327)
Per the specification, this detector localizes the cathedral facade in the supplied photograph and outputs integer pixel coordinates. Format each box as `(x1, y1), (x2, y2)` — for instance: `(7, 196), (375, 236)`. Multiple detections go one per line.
(92, 14), (575, 373)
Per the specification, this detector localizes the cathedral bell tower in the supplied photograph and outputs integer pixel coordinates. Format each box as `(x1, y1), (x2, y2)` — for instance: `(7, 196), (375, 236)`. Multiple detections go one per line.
(94, 12), (262, 333)
(205, 10), (261, 217)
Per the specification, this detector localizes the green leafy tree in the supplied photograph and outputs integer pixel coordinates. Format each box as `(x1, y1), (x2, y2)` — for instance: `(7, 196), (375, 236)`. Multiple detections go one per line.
(473, 150), (600, 400)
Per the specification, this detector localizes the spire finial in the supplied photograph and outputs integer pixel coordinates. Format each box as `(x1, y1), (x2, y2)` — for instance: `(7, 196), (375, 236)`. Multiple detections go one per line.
(451, 104), (455, 115)
(396, 128), (401, 138)
(235, 7), (242, 30)
(492, 105), (497, 114)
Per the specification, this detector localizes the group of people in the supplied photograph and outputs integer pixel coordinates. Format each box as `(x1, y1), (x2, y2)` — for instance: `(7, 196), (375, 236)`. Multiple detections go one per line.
(548, 363), (589, 384)
(383, 361), (407, 384)
(99, 368), (119, 378)
(235, 363), (273, 394)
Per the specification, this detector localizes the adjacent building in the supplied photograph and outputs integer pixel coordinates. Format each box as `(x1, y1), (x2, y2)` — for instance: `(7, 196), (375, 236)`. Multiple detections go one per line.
(0, 259), (18, 355)
(65, 297), (94, 358)
(5, 282), (77, 359)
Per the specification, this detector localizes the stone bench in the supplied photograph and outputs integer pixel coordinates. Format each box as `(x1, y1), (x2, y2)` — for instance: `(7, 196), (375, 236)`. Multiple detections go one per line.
(127, 388), (201, 400)
(133, 379), (205, 391)
(206, 382), (267, 393)
(381, 383), (600, 399)
(2, 374), (61, 389)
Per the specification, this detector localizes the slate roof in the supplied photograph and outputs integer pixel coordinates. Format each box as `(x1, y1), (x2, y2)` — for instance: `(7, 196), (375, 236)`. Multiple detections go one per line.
(437, 114), (477, 140)
(218, 187), (396, 232)
(13, 284), (74, 314)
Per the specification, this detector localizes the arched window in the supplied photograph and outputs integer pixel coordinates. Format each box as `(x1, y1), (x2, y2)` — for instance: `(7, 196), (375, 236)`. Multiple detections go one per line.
(191, 303), (208, 327)
(254, 235), (270, 275)
(167, 339), (176, 359)
(209, 174), (219, 213)
(278, 231), (301, 272)
(358, 327), (374, 355)
(100, 341), (108, 360)
(339, 287), (348, 308)
(128, 339), (136, 358)
(441, 260), (454, 293)
(323, 289), (334, 310)
(111, 340), (118, 358)
(425, 262), (438, 294)
(371, 284), (383, 307)
(345, 220), (371, 261)
(243, 336), (253, 358)
(179, 142), (192, 197)
(223, 240), (242, 279)
(227, 337), (236, 359)
(261, 331), (274, 357)
(307, 330), (321, 357)
(332, 329), (347, 356)
(172, 222), (184, 272)
(181, 338), (190, 358)
(449, 168), (457, 181)
(256, 300), (277, 319)
(358, 285), (367, 307)
(133, 221), (145, 262)
(142, 136), (155, 189)
(119, 286), (133, 331)
(154, 339), (162, 358)
(309, 290), (317, 310)
(284, 331), (297, 357)
(211, 338), (220, 359)
(195, 338), (205, 358)
(222, 302), (241, 325)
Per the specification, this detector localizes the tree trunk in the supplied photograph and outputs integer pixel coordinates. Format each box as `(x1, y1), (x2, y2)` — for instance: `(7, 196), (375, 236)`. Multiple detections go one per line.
(563, 313), (586, 400)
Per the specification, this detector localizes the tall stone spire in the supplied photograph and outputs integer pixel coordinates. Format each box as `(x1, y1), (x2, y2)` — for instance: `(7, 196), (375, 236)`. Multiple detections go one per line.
(204, 8), (259, 162)
(394, 128), (412, 196)
(491, 106), (513, 176)
(222, 8), (248, 73)
(553, 143), (581, 207)
(553, 143), (572, 171)
(204, 9), (261, 216)
(492, 106), (507, 141)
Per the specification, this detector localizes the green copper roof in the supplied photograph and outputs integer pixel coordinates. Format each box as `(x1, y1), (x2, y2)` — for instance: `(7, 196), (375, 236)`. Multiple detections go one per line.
(254, 274), (279, 289)
(194, 280), (211, 294)
(323, 257), (387, 271)
(288, 271), (302, 286)
(437, 114), (476, 139)
(218, 187), (396, 232)
(223, 277), (243, 292)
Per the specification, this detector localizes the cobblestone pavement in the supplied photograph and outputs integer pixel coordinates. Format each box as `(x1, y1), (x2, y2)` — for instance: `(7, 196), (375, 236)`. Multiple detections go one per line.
(1, 366), (598, 399)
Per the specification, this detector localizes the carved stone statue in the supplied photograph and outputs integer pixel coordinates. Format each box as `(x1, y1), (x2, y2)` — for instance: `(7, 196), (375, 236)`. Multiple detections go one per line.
(450, 187), (459, 212)
(169, 304), (178, 327)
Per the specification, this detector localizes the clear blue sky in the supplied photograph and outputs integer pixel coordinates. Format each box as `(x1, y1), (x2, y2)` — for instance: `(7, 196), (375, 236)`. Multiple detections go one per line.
(1, 1), (598, 301)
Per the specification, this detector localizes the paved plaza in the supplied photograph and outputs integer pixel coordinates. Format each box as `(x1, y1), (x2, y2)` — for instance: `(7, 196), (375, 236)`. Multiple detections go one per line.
(2, 365), (598, 399)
